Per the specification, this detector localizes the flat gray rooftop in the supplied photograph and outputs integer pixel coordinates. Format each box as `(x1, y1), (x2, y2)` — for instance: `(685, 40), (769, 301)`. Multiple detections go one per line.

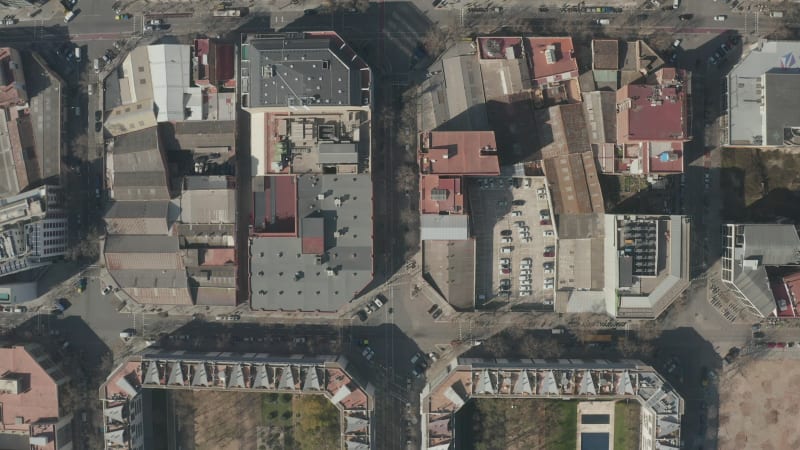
(246, 37), (361, 108)
(250, 173), (373, 312)
(728, 41), (800, 146)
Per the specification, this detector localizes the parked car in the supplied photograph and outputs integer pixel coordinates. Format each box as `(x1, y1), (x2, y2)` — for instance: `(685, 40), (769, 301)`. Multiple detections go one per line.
(101, 285), (113, 295)
(432, 308), (443, 319)
(500, 230), (512, 236)
(714, 15), (727, 21)
(678, 13), (693, 20)
(356, 310), (368, 321)
(372, 296), (384, 309)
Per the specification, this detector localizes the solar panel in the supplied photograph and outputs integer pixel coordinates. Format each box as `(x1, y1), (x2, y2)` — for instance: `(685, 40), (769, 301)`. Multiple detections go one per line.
(430, 188), (449, 201)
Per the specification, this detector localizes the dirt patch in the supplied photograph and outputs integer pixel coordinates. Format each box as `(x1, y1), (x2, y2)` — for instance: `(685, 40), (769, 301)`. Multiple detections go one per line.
(721, 148), (800, 222)
(719, 359), (800, 450)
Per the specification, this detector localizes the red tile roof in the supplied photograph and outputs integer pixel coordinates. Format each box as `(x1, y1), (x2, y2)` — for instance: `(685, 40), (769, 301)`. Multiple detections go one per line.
(420, 175), (464, 214)
(779, 272), (800, 318)
(527, 37), (579, 84)
(419, 131), (500, 176)
(0, 345), (60, 433)
(616, 83), (687, 143)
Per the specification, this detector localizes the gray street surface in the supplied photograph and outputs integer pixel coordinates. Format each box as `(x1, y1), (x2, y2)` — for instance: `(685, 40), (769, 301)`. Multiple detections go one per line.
(0, 0), (796, 448)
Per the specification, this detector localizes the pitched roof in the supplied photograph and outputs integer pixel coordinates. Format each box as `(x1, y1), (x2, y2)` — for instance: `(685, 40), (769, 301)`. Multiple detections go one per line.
(528, 37), (579, 82)
(592, 39), (619, 70)
(419, 131), (500, 176)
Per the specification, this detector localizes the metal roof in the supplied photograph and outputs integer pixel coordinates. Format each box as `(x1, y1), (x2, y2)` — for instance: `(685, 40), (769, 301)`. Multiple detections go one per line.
(420, 214), (469, 241)
(179, 189), (235, 224)
(106, 200), (169, 219)
(318, 143), (358, 165)
(147, 45), (195, 122)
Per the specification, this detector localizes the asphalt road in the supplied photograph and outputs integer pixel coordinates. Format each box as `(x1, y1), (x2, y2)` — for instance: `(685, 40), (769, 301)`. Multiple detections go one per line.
(0, 0), (794, 448)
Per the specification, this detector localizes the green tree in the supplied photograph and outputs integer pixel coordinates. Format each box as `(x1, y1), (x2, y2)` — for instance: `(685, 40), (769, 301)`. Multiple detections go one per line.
(293, 396), (339, 450)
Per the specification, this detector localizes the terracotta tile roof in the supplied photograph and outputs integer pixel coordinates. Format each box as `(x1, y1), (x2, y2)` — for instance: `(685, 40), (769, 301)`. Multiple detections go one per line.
(419, 131), (500, 176)
(0, 345), (60, 432)
(528, 37), (579, 83)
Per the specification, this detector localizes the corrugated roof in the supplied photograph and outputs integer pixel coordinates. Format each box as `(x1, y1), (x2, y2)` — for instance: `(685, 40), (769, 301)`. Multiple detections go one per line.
(106, 200), (169, 218)
(105, 234), (180, 254)
(179, 189), (235, 224)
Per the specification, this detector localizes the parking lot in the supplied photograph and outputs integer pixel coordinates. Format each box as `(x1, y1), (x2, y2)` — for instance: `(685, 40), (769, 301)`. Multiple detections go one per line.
(471, 176), (556, 306)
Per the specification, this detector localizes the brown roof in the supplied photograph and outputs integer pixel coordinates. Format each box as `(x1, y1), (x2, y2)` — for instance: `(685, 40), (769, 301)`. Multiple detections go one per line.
(537, 104), (591, 159)
(543, 152), (605, 215)
(592, 40), (619, 70)
(419, 131), (500, 176)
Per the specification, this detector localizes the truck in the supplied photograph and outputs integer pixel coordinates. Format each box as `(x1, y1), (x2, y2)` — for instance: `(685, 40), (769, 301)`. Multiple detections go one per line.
(770, 11), (784, 18)
(213, 8), (243, 17)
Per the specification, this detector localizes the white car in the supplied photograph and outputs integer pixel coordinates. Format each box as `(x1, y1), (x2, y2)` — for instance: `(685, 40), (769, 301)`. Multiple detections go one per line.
(373, 297), (384, 309)
(519, 290), (532, 297)
(522, 258), (532, 264)
(543, 230), (554, 237)
(511, 211), (522, 217)
(501, 247), (513, 253)
(520, 279), (532, 286)
(520, 264), (531, 270)
(501, 237), (512, 243)
(672, 39), (682, 48)
(544, 267), (554, 274)
(101, 285), (113, 296)
(500, 258), (511, 265)
(714, 15), (727, 21)
(520, 269), (531, 276)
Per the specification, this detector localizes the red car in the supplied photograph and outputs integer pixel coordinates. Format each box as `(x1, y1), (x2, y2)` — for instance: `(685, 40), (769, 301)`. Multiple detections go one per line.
(540, 219), (551, 225)
(543, 252), (555, 258)
(501, 268), (511, 274)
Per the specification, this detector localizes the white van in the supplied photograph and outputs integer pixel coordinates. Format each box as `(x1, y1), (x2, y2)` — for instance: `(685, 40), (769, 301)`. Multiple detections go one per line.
(74, 46), (81, 61)
(64, 11), (76, 23)
(93, 58), (100, 73)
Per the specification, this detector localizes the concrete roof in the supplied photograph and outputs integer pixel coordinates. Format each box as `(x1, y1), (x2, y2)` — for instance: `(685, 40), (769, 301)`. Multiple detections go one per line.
(728, 40), (800, 146)
(147, 45), (194, 122)
(422, 239), (475, 309)
(250, 174), (373, 311)
(418, 41), (489, 131)
(420, 214), (469, 241)
(184, 175), (233, 190)
(764, 71), (800, 146)
(104, 99), (157, 136)
(245, 34), (362, 108)
(741, 224), (800, 266)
